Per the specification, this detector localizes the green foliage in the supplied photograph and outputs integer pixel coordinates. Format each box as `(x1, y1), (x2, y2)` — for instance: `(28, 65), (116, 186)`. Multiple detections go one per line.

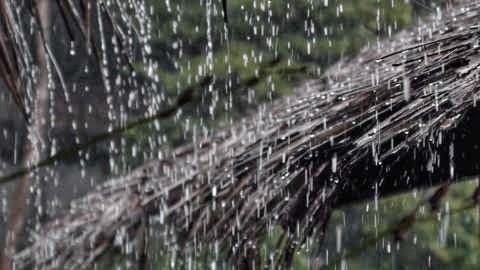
(147, 0), (415, 85)
(129, 0), (433, 149)
(314, 180), (480, 270)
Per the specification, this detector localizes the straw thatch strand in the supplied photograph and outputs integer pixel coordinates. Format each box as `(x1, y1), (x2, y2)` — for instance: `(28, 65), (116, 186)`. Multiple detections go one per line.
(14, 0), (480, 269)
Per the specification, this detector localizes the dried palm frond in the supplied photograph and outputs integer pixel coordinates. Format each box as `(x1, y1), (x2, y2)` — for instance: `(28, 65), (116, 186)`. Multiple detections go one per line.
(15, 0), (480, 269)
(0, 0), (33, 122)
(0, 0), (149, 123)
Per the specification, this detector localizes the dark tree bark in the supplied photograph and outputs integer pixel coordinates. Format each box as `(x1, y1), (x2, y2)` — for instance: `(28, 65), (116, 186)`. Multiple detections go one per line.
(0, 1), (50, 269)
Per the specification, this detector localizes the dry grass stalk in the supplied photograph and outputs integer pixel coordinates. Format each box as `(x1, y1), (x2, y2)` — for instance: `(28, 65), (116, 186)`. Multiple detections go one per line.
(11, 0), (480, 269)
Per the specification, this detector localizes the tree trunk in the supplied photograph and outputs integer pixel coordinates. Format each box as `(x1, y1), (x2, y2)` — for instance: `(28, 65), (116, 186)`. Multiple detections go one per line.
(0, 1), (50, 269)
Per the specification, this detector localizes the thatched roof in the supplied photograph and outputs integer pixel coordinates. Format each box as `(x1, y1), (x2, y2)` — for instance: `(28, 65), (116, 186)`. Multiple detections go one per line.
(10, 0), (480, 269)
